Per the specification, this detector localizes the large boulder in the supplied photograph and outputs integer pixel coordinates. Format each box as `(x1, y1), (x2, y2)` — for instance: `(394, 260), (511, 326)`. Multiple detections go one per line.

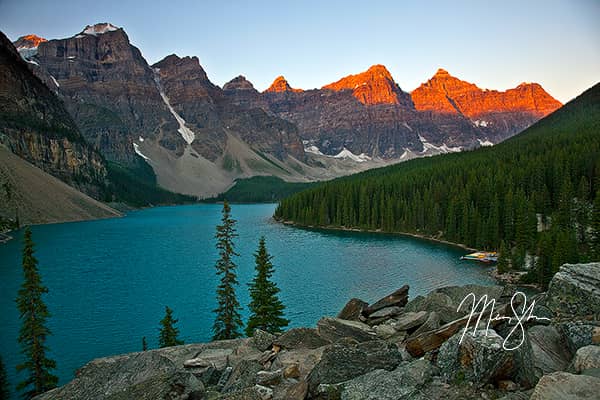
(34, 341), (247, 400)
(392, 311), (429, 332)
(528, 325), (572, 374)
(337, 298), (369, 321)
(570, 345), (600, 373)
(436, 328), (538, 388)
(340, 359), (435, 400)
(363, 285), (409, 316)
(530, 371), (600, 400)
(559, 322), (600, 353)
(546, 263), (600, 318)
(307, 340), (402, 395)
(316, 317), (377, 343)
(411, 311), (441, 337)
(250, 330), (277, 352)
(274, 328), (330, 350)
(222, 360), (263, 393)
(405, 285), (505, 324)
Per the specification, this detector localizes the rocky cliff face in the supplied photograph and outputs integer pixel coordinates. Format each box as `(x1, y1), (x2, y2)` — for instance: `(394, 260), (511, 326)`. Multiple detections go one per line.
(0, 31), (108, 197)
(261, 65), (480, 158)
(412, 68), (562, 141)
(33, 263), (600, 400)
(31, 24), (185, 165)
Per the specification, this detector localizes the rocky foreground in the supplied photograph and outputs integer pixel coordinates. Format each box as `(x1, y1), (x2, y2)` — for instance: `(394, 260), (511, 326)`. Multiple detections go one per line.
(35, 263), (600, 400)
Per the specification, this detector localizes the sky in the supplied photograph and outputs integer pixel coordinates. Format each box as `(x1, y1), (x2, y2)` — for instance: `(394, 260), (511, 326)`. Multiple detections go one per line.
(1, 0), (598, 103)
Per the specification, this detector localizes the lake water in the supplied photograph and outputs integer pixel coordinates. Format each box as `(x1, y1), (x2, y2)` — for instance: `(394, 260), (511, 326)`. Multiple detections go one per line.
(0, 203), (494, 394)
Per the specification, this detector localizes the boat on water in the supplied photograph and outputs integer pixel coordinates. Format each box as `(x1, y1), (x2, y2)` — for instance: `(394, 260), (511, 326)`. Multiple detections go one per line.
(460, 251), (498, 263)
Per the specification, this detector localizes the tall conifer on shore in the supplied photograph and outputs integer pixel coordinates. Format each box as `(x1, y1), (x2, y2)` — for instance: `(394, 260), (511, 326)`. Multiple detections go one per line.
(246, 237), (289, 336)
(16, 227), (58, 398)
(158, 306), (183, 348)
(212, 201), (243, 340)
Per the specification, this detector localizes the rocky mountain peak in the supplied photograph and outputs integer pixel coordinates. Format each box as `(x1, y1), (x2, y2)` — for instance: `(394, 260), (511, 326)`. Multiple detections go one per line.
(411, 69), (562, 119)
(434, 67), (450, 76)
(153, 54), (210, 83)
(13, 34), (47, 49)
(265, 75), (302, 93)
(80, 22), (121, 36)
(322, 64), (404, 105)
(223, 75), (256, 91)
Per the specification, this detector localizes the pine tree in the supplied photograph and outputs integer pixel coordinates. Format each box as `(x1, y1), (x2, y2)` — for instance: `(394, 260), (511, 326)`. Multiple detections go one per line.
(142, 337), (148, 351)
(16, 227), (58, 398)
(0, 355), (9, 400)
(158, 306), (183, 348)
(245, 237), (289, 336)
(213, 201), (243, 340)
(497, 240), (509, 274)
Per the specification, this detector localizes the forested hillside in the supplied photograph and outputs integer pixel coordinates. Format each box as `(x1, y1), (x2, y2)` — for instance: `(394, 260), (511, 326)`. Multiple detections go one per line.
(275, 83), (600, 287)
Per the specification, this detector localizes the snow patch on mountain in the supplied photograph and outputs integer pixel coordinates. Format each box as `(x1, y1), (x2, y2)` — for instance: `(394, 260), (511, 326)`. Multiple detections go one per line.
(50, 76), (60, 88)
(133, 143), (151, 161)
(333, 148), (371, 163)
(82, 23), (119, 36)
(473, 120), (490, 127)
(153, 69), (195, 144)
(419, 135), (462, 154)
(478, 138), (494, 147)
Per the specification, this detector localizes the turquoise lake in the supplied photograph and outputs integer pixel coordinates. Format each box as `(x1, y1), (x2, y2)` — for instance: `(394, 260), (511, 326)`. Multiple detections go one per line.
(0, 203), (495, 392)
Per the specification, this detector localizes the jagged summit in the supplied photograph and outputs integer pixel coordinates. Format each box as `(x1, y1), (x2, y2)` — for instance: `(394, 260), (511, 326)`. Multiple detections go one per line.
(223, 75), (256, 91)
(80, 23), (120, 36)
(322, 64), (406, 105)
(13, 34), (47, 49)
(411, 69), (562, 118)
(434, 67), (450, 76)
(264, 75), (302, 93)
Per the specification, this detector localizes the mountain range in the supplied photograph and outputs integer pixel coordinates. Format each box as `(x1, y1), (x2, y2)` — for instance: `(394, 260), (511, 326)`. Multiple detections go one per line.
(6, 23), (562, 199)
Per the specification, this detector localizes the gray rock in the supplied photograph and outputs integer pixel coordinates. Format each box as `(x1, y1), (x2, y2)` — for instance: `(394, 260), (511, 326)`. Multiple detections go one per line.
(273, 347), (324, 379)
(582, 368), (600, 378)
(307, 340), (402, 395)
(222, 360), (263, 393)
(530, 371), (600, 400)
(392, 311), (429, 332)
(436, 328), (538, 388)
(340, 359), (435, 400)
(253, 384), (273, 400)
(374, 324), (397, 339)
(363, 285), (409, 316)
(571, 345), (600, 373)
(219, 387), (263, 400)
(368, 306), (403, 319)
(256, 369), (283, 386)
(33, 342), (245, 400)
(316, 317), (377, 343)
(528, 325), (572, 373)
(250, 330), (276, 352)
(546, 263), (600, 318)
(496, 391), (533, 400)
(281, 380), (308, 400)
(337, 298), (369, 321)
(559, 322), (600, 353)
(274, 328), (331, 350)
(411, 311), (441, 337)
(405, 285), (504, 324)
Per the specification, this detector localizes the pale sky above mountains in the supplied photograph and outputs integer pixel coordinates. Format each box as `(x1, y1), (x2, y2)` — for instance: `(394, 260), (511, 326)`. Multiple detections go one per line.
(1, 0), (598, 103)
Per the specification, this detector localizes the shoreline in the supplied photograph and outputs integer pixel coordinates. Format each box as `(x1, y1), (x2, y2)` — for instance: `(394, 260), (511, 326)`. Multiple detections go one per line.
(275, 218), (543, 289)
(275, 218), (478, 252)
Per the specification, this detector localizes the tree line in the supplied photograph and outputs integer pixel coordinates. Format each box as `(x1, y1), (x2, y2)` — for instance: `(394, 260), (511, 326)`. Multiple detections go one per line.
(275, 84), (600, 287)
(3, 203), (289, 399)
